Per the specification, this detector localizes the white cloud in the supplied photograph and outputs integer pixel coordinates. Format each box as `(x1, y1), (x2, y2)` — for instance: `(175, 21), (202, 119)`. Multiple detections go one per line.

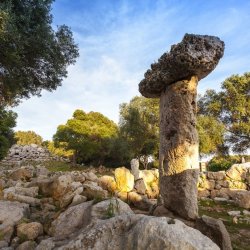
(13, 1), (250, 140)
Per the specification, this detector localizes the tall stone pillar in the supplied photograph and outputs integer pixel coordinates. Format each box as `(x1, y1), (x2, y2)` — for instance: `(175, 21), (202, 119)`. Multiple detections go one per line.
(139, 34), (224, 220)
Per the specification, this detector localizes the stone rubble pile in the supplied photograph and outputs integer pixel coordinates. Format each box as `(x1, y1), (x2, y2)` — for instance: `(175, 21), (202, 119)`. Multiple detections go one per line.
(198, 163), (250, 209)
(1, 144), (63, 166)
(0, 163), (223, 250)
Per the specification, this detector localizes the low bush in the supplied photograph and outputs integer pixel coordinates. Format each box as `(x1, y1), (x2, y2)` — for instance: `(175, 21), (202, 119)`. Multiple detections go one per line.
(207, 155), (250, 172)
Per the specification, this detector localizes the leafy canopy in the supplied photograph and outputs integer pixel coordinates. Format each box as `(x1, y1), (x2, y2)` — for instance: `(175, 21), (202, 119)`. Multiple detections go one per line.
(198, 73), (250, 153)
(119, 96), (159, 168)
(197, 115), (225, 157)
(15, 130), (43, 146)
(53, 109), (118, 165)
(0, 0), (79, 106)
(0, 107), (16, 160)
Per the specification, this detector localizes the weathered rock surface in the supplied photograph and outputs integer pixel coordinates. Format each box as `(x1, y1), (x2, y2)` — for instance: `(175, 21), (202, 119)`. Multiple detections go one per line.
(115, 167), (134, 192)
(195, 215), (232, 250)
(58, 214), (219, 250)
(17, 222), (43, 240)
(91, 198), (134, 220)
(0, 201), (29, 225)
(98, 175), (117, 193)
(9, 168), (33, 181)
(161, 169), (199, 220)
(131, 158), (140, 180)
(139, 34), (224, 98)
(82, 183), (108, 200)
(16, 240), (37, 250)
(49, 201), (93, 238)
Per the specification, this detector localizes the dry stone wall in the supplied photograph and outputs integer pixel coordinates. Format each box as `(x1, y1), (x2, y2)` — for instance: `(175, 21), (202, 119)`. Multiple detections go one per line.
(1, 144), (61, 166)
(198, 163), (250, 208)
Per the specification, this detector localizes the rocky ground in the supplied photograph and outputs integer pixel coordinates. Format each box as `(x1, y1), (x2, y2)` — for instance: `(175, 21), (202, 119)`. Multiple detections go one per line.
(198, 198), (250, 250)
(0, 161), (249, 249)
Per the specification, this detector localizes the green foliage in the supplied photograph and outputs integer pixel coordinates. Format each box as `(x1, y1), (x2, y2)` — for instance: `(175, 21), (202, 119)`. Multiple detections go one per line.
(207, 155), (249, 172)
(0, 107), (16, 160)
(197, 115), (225, 157)
(119, 96), (159, 168)
(15, 130), (43, 145)
(105, 198), (120, 219)
(198, 73), (250, 153)
(0, 0), (79, 106)
(53, 109), (118, 166)
(42, 140), (73, 159)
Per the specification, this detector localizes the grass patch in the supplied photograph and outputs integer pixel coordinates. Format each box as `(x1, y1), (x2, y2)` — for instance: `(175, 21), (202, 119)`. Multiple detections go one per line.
(105, 198), (120, 219)
(43, 161), (85, 172)
(198, 199), (250, 250)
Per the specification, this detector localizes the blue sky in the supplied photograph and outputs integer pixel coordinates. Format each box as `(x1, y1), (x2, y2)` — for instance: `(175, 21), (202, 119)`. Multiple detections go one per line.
(13, 0), (250, 140)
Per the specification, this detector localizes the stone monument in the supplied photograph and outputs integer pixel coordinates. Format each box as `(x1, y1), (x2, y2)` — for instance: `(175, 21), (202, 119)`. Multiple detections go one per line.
(139, 34), (224, 220)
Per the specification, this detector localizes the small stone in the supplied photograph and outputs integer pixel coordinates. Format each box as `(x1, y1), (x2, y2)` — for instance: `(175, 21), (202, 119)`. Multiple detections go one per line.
(227, 211), (241, 216)
(134, 178), (147, 195)
(0, 241), (8, 248)
(10, 237), (20, 248)
(232, 217), (238, 224)
(214, 197), (228, 203)
(16, 240), (37, 250)
(70, 194), (87, 207)
(0, 224), (14, 243)
(243, 210), (250, 216)
(17, 222), (43, 240)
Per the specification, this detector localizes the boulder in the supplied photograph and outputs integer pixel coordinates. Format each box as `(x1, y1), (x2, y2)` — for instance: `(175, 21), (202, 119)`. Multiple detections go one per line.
(3, 189), (40, 206)
(70, 194), (87, 207)
(130, 158), (140, 180)
(9, 168), (33, 181)
(98, 175), (117, 193)
(233, 190), (250, 209)
(199, 179), (215, 190)
(127, 191), (154, 211)
(115, 167), (134, 192)
(0, 225), (14, 243)
(134, 178), (147, 195)
(0, 241), (8, 248)
(26, 178), (54, 197)
(16, 240), (37, 250)
(195, 215), (232, 250)
(0, 201), (29, 226)
(59, 182), (84, 208)
(51, 175), (73, 200)
(83, 172), (98, 182)
(49, 201), (93, 238)
(14, 187), (39, 197)
(82, 183), (108, 200)
(141, 169), (159, 184)
(91, 198), (134, 220)
(226, 164), (247, 181)
(198, 189), (210, 198)
(17, 222), (43, 240)
(36, 238), (55, 250)
(59, 214), (219, 250)
(207, 171), (225, 180)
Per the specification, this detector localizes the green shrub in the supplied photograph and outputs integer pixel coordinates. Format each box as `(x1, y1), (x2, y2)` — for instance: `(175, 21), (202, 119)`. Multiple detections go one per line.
(208, 155), (250, 172)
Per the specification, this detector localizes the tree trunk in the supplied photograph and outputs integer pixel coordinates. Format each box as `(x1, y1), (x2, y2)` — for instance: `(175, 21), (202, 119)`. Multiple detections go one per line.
(159, 76), (199, 220)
